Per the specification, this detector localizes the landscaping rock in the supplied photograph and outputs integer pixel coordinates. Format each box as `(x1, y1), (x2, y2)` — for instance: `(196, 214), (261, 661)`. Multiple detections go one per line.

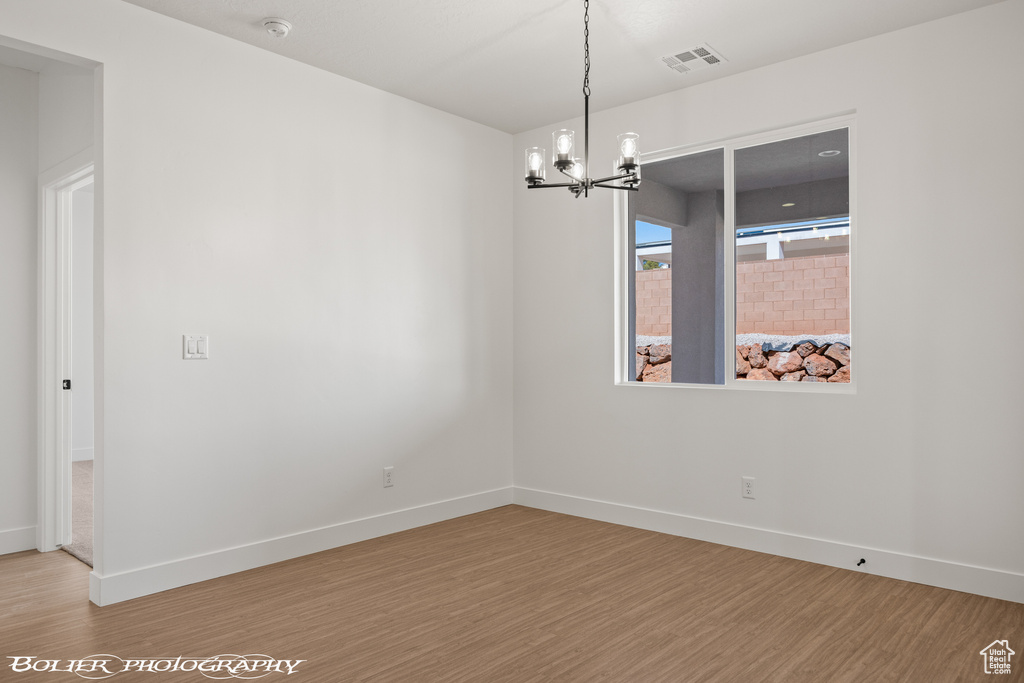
(768, 351), (804, 376)
(803, 353), (838, 377)
(795, 342), (817, 358)
(746, 368), (777, 381)
(636, 353), (647, 380)
(824, 343), (850, 366)
(736, 348), (751, 376)
(642, 361), (672, 383)
(828, 365), (851, 383)
(649, 344), (671, 365)
(734, 341), (852, 384)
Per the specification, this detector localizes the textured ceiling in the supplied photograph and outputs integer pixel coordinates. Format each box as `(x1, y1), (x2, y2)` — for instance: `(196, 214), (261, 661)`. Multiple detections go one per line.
(118, 0), (1006, 133)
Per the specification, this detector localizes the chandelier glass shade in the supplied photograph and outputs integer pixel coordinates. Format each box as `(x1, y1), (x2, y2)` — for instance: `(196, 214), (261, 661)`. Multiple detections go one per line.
(524, 0), (640, 198)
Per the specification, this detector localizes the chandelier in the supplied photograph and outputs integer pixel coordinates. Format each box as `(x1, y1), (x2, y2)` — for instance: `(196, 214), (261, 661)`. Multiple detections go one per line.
(524, 0), (641, 198)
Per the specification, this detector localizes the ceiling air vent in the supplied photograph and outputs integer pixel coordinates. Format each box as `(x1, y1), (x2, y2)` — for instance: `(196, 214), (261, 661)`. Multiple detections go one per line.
(662, 44), (727, 74)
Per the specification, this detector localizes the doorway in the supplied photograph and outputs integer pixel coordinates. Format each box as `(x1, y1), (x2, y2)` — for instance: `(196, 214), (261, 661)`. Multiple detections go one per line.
(66, 177), (95, 566)
(38, 155), (95, 566)
(0, 36), (101, 585)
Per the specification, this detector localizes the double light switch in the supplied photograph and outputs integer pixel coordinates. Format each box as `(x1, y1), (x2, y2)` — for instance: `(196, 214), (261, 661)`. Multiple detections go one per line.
(183, 334), (209, 359)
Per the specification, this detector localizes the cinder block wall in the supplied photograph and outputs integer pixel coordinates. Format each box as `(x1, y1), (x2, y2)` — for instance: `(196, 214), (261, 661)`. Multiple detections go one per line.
(738, 254), (849, 335)
(636, 253), (850, 337)
(635, 269), (672, 336)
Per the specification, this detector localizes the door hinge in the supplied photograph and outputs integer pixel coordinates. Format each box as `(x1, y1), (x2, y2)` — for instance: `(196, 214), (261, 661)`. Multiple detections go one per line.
(62, 379), (71, 390)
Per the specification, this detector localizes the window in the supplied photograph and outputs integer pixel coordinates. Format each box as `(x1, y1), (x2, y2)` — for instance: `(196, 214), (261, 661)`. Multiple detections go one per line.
(734, 128), (851, 383)
(618, 118), (853, 389)
(628, 148), (725, 385)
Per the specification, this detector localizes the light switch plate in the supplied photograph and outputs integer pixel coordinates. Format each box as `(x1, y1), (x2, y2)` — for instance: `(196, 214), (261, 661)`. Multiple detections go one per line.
(183, 334), (209, 360)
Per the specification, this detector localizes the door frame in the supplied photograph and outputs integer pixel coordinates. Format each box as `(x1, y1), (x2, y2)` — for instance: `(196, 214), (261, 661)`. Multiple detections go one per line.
(37, 148), (93, 553)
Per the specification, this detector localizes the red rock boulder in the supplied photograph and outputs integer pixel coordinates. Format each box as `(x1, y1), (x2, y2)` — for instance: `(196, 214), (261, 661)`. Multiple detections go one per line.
(649, 344), (671, 365)
(736, 347), (751, 376)
(803, 353), (837, 377)
(824, 343), (850, 367)
(795, 342), (817, 358)
(828, 365), (851, 383)
(768, 351), (804, 377)
(642, 361), (672, 383)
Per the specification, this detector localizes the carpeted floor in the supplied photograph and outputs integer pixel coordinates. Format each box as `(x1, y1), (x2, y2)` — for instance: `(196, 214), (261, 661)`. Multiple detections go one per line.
(62, 460), (93, 567)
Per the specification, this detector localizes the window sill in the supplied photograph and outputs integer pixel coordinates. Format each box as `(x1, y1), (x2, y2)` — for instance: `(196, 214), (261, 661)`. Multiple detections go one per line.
(615, 378), (856, 394)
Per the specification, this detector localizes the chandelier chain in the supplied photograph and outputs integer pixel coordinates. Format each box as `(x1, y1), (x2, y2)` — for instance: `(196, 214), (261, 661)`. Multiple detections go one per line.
(583, 0), (591, 98)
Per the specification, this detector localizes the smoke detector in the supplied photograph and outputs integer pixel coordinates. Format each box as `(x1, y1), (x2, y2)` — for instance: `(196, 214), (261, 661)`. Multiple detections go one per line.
(661, 44), (727, 74)
(263, 18), (292, 38)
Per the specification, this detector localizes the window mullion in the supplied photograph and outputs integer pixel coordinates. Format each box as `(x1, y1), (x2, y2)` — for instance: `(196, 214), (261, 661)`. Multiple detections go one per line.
(723, 144), (737, 388)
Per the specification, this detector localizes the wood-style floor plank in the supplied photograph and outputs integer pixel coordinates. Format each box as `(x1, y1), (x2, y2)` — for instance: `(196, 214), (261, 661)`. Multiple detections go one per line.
(1, 505), (1021, 681)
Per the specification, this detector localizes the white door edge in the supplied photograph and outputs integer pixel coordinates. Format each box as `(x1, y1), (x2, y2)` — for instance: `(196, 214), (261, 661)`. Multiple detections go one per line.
(37, 149), (93, 553)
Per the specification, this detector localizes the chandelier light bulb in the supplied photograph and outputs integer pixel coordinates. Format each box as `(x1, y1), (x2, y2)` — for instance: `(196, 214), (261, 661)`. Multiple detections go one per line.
(525, 147), (546, 184)
(569, 159), (585, 180)
(617, 132), (640, 172)
(552, 129), (575, 170)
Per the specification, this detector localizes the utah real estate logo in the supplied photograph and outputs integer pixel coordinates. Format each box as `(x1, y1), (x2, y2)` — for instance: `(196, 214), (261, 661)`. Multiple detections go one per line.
(979, 640), (1015, 675)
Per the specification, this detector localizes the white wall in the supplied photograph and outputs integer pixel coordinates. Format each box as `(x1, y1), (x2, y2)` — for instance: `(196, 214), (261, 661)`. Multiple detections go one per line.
(38, 62), (94, 173)
(1, 0), (513, 603)
(0, 63), (39, 555)
(513, 0), (1024, 602)
(72, 184), (95, 461)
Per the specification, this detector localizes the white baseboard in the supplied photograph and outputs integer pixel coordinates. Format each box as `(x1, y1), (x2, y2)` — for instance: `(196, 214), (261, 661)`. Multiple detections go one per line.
(0, 526), (37, 556)
(89, 487), (513, 606)
(86, 485), (1023, 607)
(72, 448), (94, 462)
(513, 487), (1024, 605)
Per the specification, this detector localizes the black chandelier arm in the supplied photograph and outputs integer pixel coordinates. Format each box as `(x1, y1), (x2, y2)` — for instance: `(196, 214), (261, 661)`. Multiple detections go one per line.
(592, 183), (639, 192)
(527, 182), (582, 189)
(528, 179), (638, 193)
(591, 172), (638, 185)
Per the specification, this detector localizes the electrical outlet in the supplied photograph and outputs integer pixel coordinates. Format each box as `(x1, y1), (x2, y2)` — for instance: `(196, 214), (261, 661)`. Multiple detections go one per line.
(383, 466), (394, 488)
(742, 476), (755, 499)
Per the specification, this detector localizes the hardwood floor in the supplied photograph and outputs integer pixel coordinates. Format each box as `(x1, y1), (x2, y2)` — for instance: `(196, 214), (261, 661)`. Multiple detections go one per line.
(2, 505), (1021, 681)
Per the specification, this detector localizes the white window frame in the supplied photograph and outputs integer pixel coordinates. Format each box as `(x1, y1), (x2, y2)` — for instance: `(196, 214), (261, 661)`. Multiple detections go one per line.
(614, 114), (857, 393)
